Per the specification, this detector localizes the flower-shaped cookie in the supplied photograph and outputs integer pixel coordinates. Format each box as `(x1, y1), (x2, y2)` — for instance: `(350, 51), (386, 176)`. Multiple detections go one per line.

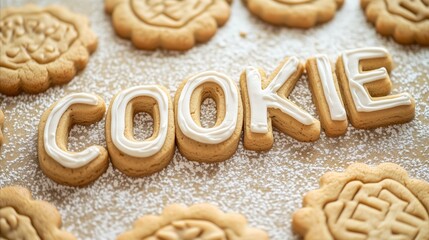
(118, 203), (269, 240)
(361, 0), (429, 45)
(0, 109), (4, 145)
(244, 0), (344, 28)
(0, 5), (97, 96)
(105, 0), (231, 50)
(0, 186), (76, 240)
(293, 163), (429, 240)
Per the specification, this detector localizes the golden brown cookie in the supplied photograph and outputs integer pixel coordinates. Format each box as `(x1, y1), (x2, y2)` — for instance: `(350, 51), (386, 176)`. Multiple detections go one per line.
(244, 0), (344, 28)
(306, 55), (348, 137)
(105, 0), (231, 50)
(38, 93), (109, 187)
(106, 85), (176, 177)
(174, 71), (243, 162)
(0, 186), (76, 240)
(293, 162), (429, 240)
(240, 57), (320, 151)
(336, 47), (415, 129)
(361, 0), (429, 45)
(117, 203), (269, 240)
(0, 109), (4, 146)
(0, 5), (98, 96)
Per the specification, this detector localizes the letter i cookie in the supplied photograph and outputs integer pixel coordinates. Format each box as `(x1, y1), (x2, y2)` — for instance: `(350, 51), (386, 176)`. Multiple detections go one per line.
(175, 71), (243, 162)
(38, 93), (109, 186)
(240, 57), (320, 151)
(0, 109), (4, 146)
(336, 47), (415, 129)
(306, 55), (348, 137)
(106, 85), (175, 177)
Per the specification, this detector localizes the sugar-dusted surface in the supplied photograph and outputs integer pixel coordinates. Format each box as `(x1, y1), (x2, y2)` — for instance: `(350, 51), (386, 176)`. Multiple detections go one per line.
(0, 0), (428, 239)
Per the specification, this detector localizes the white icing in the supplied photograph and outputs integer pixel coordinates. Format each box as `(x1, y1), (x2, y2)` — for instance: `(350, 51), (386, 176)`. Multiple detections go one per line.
(44, 93), (101, 169)
(342, 47), (412, 112)
(314, 55), (347, 121)
(177, 71), (239, 144)
(245, 57), (316, 134)
(110, 85), (169, 158)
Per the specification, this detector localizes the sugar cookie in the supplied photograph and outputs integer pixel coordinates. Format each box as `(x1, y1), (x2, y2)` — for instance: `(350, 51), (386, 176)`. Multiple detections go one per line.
(0, 109), (4, 146)
(105, 0), (231, 50)
(174, 71), (243, 162)
(117, 203), (269, 240)
(361, 0), (429, 45)
(0, 186), (76, 240)
(293, 162), (429, 240)
(306, 55), (348, 137)
(244, 0), (344, 28)
(240, 57), (320, 151)
(0, 5), (98, 96)
(38, 93), (109, 186)
(106, 85), (175, 177)
(336, 47), (415, 129)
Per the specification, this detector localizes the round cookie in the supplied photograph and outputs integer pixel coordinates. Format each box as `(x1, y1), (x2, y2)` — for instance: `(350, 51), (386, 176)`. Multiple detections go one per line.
(105, 85), (176, 177)
(244, 0), (344, 28)
(361, 0), (429, 45)
(117, 203), (269, 240)
(104, 0), (231, 50)
(0, 5), (98, 96)
(38, 93), (109, 187)
(0, 186), (76, 240)
(293, 162), (429, 240)
(0, 109), (4, 146)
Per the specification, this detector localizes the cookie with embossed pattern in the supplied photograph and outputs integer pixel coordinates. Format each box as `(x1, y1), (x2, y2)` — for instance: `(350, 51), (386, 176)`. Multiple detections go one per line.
(0, 109), (4, 146)
(117, 203), (269, 240)
(244, 0), (344, 28)
(105, 0), (231, 50)
(293, 162), (429, 240)
(361, 0), (429, 45)
(0, 5), (97, 96)
(0, 186), (76, 240)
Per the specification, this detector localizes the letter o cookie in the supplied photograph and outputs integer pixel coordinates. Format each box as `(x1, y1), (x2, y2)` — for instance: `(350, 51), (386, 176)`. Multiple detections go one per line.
(106, 85), (175, 177)
(38, 93), (109, 186)
(175, 71), (243, 162)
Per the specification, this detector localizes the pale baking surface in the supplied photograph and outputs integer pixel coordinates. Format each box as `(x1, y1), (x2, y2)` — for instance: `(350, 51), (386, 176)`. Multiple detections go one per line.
(0, 0), (428, 239)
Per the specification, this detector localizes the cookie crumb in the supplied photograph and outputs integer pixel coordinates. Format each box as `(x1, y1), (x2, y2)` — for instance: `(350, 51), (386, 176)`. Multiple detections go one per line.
(240, 31), (247, 38)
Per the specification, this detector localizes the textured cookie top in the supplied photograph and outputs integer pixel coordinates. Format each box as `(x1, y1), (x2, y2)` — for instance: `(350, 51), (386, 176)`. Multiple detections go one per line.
(361, 0), (429, 45)
(0, 186), (75, 240)
(105, 0), (231, 50)
(244, 0), (344, 28)
(0, 4), (97, 95)
(293, 163), (429, 240)
(117, 203), (269, 240)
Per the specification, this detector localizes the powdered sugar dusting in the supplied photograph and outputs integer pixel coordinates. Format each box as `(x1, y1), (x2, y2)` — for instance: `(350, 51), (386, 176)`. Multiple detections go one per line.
(0, 0), (428, 239)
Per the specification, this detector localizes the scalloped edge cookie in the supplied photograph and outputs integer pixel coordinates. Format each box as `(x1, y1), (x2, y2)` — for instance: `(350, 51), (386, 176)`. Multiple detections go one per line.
(361, 0), (429, 45)
(292, 162), (429, 240)
(0, 186), (76, 240)
(117, 203), (269, 240)
(0, 109), (4, 146)
(105, 0), (231, 50)
(244, 0), (344, 28)
(0, 4), (98, 96)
